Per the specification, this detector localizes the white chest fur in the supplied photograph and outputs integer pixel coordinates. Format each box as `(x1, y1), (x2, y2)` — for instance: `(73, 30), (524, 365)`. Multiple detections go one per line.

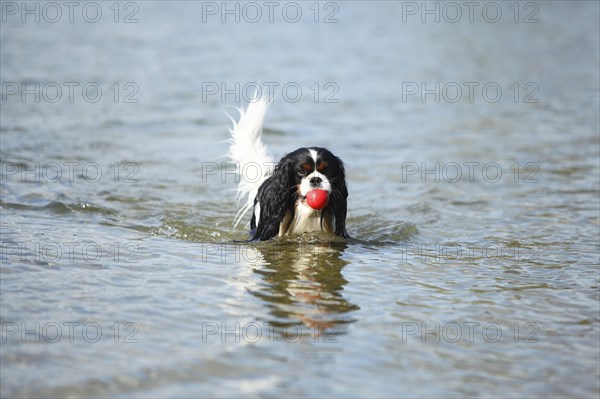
(278, 201), (334, 236)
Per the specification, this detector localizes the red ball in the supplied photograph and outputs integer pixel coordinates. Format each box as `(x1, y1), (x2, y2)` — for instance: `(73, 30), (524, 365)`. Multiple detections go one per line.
(306, 189), (329, 210)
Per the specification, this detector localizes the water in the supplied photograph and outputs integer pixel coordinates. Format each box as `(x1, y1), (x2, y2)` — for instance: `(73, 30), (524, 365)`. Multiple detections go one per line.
(1, 1), (599, 397)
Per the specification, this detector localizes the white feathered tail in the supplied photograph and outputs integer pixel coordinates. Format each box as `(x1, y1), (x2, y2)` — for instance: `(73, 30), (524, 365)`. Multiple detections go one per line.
(227, 95), (273, 228)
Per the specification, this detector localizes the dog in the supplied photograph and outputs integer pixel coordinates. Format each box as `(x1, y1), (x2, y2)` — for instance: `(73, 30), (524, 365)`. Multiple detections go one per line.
(228, 96), (349, 241)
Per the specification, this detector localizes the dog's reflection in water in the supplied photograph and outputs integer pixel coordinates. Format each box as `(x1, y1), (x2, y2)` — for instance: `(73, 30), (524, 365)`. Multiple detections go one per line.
(245, 235), (359, 341)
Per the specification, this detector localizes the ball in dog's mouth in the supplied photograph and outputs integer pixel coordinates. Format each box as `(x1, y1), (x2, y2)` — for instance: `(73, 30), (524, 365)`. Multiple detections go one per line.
(305, 189), (329, 210)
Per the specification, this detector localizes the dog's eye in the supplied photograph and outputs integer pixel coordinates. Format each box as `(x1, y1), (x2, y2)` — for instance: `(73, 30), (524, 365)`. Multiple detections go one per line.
(298, 168), (307, 176)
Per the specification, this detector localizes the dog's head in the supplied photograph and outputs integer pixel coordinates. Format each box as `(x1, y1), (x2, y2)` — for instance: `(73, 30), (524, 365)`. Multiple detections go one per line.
(250, 147), (349, 240)
(283, 147), (345, 203)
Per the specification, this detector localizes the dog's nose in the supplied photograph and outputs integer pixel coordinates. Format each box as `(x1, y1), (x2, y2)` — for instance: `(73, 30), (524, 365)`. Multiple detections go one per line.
(310, 177), (322, 186)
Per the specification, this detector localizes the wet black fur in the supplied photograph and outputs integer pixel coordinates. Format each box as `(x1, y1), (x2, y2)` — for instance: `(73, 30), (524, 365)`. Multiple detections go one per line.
(249, 147), (348, 241)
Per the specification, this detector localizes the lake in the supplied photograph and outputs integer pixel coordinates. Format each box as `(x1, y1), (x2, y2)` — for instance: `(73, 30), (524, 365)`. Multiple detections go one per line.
(1, 1), (599, 397)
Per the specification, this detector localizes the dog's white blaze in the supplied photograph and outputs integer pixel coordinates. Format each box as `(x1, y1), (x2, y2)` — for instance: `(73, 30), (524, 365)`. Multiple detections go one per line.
(300, 148), (331, 196)
(309, 149), (318, 164)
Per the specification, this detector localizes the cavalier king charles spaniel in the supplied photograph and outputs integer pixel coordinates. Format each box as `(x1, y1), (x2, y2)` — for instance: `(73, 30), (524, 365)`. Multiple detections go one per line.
(228, 96), (349, 241)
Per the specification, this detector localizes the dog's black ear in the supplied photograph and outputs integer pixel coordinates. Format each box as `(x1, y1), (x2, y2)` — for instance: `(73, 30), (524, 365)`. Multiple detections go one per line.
(332, 158), (349, 238)
(250, 160), (296, 241)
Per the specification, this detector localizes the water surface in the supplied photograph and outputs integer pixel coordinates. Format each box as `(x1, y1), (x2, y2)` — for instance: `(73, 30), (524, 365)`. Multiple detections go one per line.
(1, 2), (599, 397)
